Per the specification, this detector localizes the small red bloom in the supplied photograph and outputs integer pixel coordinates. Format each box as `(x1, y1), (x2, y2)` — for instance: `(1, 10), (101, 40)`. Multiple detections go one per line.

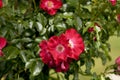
(39, 0), (62, 15)
(115, 56), (120, 66)
(0, 0), (3, 8)
(47, 35), (71, 65)
(0, 37), (7, 57)
(109, 0), (117, 6)
(116, 14), (120, 23)
(64, 28), (85, 60)
(39, 40), (55, 67)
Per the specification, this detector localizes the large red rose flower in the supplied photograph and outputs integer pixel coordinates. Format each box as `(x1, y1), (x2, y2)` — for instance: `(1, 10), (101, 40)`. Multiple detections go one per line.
(47, 34), (71, 65)
(64, 28), (85, 60)
(39, 28), (85, 72)
(0, 0), (3, 8)
(39, 40), (55, 67)
(0, 37), (7, 56)
(39, 0), (62, 15)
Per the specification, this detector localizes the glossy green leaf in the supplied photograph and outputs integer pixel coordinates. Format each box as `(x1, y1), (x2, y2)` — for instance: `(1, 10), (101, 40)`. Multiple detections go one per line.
(3, 46), (19, 60)
(25, 58), (44, 76)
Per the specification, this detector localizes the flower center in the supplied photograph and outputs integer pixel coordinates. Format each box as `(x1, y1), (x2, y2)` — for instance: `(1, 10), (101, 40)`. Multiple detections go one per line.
(68, 40), (74, 48)
(56, 44), (65, 53)
(46, 1), (54, 9)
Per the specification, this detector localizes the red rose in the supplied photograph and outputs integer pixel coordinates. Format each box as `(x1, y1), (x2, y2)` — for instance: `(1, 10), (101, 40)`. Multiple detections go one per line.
(116, 14), (120, 23)
(0, 0), (3, 8)
(39, 0), (62, 15)
(47, 34), (71, 65)
(64, 28), (85, 60)
(39, 40), (55, 67)
(115, 56), (120, 66)
(109, 0), (117, 6)
(39, 28), (85, 72)
(0, 37), (7, 56)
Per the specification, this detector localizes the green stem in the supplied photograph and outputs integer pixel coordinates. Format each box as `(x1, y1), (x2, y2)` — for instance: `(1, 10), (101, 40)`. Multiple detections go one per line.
(33, 0), (37, 12)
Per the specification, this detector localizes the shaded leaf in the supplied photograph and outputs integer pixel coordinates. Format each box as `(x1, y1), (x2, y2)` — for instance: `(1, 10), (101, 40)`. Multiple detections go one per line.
(3, 46), (19, 60)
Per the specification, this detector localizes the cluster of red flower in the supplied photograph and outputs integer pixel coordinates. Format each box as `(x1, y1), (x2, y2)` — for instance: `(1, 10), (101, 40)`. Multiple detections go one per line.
(39, 0), (62, 15)
(0, 37), (7, 56)
(39, 28), (85, 72)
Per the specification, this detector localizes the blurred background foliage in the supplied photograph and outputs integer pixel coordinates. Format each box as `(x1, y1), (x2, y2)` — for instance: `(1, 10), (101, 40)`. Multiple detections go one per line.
(0, 0), (120, 80)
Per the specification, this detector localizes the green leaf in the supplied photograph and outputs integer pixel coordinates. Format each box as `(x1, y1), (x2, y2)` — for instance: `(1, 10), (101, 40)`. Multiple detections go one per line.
(82, 5), (92, 12)
(3, 46), (19, 60)
(37, 13), (47, 27)
(74, 16), (82, 30)
(21, 38), (32, 42)
(20, 50), (35, 63)
(25, 58), (44, 76)
(20, 50), (27, 63)
(36, 22), (43, 32)
(62, 12), (73, 19)
(66, 0), (79, 7)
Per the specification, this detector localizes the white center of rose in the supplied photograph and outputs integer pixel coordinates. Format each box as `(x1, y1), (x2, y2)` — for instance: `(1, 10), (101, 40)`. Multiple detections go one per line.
(46, 1), (54, 9)
(56, 44), (65, 53)
(68, 40), (74, 48)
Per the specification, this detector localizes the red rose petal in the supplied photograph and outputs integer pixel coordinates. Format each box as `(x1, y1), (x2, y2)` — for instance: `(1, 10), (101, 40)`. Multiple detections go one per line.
(64, 28), (85, 60)
(39, 40), (55, 68)
(0, 37), (7, 49)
